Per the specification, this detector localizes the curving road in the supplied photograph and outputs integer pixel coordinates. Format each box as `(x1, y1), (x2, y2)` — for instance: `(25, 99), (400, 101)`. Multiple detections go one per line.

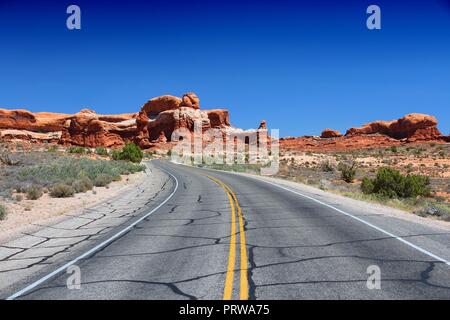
(4, 160), (450, 299)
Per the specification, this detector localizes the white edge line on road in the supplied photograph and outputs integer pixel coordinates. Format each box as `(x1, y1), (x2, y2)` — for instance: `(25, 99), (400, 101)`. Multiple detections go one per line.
(6, 166), (179, 300)
(191, 164), (450, 267)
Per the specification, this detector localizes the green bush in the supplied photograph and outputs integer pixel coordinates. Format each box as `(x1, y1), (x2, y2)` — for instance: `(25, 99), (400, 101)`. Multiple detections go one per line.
(67, 146), (86, 154)
(1, 152), (146, 201)
(361, 167), (431, 199)
(361, 177), (375, 195)
(72, 177), (94, 193)
(111, 143), (143, 163)
(0, 205), (6, 221)
(50, 183), (75, 198)
(46, 145), (58, 152)
(339, 162), (356, 183)
(26, 184), (44, 200)
(319, 160), (334, 172)
(94, 174), (113, 187)
(95, 147), (108, 156)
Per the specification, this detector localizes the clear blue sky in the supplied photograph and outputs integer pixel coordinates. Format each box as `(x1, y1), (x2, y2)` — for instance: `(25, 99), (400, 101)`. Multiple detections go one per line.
(0, 0), (449, 136)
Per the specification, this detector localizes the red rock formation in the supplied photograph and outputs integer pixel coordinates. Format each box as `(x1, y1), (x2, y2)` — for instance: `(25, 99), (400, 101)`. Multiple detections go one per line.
(179, 92), (200, 109)
(152, 131), (168, 143)
(0, 109), (68, 132)
(207, 109), (230, 128)
(141, 95), (182, 117)
(1, 97), (446, 153)
(280, 135), (402, 152)
(320, 128), (342, 139)
(281, 113), (446, 153)
(61, 109), (134, 148)
(148, 107), (211, 141)
(345, 113), (441, 142)
(0, 92), (231, 149)
(258, 120), (267, 130)
(133, 110), (151, 148)
(0, 129), (61, 143)
(146, 93), (228, 141)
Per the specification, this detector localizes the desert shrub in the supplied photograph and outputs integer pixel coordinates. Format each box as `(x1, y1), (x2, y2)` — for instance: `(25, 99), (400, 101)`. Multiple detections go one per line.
(390, 146), (398, 153)
(50, 183), (75, 198)
(339, 162), (357, 183)
(94, 174), (113, 187)
(18, 157), (144, 186)
(111, 175), (122, 182)
(15, 194), (23, 202)
(67, 146), (85, 154)
(1, 153), (145, 200)
(72, 177), (94, 193)
(0, 205), (7, 220)
(361, 177), (375, 194)
(111, 143), (143, 163)
(110, 149), (121, 160)
(46, 145), (58, 152)
(144, 151), (154, 159)
(405, 163), (414, 173)
(401, 174), (431, 198)
(95, 147), (108, 156)
(319, 160), (334, 172)
(0, 152), (21, 166)
(361, 167), (431, 199)
(26, 184), (43, 200)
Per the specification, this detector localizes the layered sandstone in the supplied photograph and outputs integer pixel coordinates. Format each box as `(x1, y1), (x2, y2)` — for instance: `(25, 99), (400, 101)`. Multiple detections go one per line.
(141, 95), (182, 117)
(320, 128), (342, 139)
(281, 113), (447, 152)
(1, 97), (448, 152)
(0, 92), (232, 149)
(346, 113), (442, 142)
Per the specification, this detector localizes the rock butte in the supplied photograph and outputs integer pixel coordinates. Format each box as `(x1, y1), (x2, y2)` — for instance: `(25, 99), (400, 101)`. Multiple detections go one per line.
(281, 113), (449, 152)
(0, 93), (236, 150)
(0, 94), (448, 152)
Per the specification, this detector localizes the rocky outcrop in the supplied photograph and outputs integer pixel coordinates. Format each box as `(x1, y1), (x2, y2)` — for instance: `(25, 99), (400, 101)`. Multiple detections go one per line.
(258, 120), (267, 130)
(320, 128), (342, 139)
(60, 109), (137, 148)
(0, 129), (61, 143)
(280, 135), (402, 152)
(145, 93), (229, 141)
(141, 95), (182, 117)
(0, 109), (68, 132)
(0, 92), (232, 149)
(281, 113), (447, 152)
(148, 107), (211, 141)
(345, 113), (442, 142)
(179, 92), (200, 109)
(207, 109), (230, 128)
(152, 131), (168, 144)
(1, 97), (447, 153)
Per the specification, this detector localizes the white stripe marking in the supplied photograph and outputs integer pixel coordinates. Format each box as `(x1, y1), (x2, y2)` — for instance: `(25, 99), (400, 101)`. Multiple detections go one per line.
(195, 165), (450, 267)
(6, 166), (179, 300)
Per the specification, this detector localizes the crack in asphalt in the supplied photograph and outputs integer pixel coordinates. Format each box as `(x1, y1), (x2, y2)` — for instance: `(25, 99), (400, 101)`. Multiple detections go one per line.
(3, 162), (450, 300)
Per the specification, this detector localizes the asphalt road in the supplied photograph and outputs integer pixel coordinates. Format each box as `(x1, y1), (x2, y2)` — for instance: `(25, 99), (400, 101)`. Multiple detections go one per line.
(6, 160), (450, 299)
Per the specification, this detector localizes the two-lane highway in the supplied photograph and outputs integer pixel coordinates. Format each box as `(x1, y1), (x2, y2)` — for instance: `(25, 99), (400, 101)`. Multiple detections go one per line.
(5, 160), (450, 299)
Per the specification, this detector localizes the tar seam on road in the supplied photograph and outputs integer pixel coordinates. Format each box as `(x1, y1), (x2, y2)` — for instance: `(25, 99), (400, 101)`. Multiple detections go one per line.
(6, 167), (180, 300)
(206, 175), (249, 300)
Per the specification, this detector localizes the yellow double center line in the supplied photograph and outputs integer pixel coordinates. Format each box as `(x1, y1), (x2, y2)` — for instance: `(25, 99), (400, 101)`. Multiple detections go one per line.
(206, 175), (249, 300)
